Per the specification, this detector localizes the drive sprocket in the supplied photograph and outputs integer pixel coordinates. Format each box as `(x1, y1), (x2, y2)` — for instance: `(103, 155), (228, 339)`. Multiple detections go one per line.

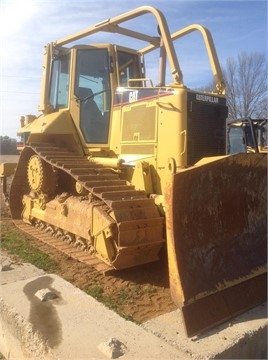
(27, 154), (57, 194)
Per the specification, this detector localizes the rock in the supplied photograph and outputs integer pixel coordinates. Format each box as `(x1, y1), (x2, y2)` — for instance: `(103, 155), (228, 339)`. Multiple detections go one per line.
(0, 258), (12, 272)
(98, 337), (127, 359)
(35, 288), (58, 302)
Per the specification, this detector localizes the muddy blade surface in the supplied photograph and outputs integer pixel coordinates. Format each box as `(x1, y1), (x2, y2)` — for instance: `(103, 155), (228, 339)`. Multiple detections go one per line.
(165, 153), (267, 337)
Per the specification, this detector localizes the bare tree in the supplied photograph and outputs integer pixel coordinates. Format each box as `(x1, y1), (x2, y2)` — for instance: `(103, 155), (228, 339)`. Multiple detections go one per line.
(223, 52), (267, 120)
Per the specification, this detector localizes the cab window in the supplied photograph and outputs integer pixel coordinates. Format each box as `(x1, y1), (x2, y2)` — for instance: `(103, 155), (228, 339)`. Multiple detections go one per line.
(117, 51), (141, 86)
(49, 53), (70, 109)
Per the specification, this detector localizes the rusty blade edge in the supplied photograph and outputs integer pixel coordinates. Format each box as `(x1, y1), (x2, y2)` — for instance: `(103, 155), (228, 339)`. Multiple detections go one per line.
(182, 273), (267, 337)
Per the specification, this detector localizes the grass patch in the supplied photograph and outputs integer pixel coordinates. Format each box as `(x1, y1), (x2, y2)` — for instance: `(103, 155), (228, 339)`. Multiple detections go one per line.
(1, 227), (58, 272)
(85, 285), (135, 321)
(85, 285), (118, 310)
(84, 284), (156, 323)
(85, 285), (104, 300)
(117, 284), (157, 304)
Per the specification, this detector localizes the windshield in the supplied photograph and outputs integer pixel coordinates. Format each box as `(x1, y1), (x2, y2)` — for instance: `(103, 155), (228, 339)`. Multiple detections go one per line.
(260, 123), (268, 147)
(228, 127), (246, 154)
(244, 126), (256, 148)
(75, 48), (111, 144)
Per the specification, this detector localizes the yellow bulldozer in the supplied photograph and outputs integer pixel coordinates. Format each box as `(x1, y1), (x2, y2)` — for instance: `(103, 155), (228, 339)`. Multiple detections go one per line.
(3, 6), (267, 337)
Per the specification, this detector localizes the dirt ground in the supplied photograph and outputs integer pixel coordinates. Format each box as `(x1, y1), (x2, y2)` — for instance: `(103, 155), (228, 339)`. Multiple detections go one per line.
(0, 166), (177, 323)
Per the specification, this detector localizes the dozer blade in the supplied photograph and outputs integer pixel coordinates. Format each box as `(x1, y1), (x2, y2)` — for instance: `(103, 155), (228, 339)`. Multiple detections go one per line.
(165, 153), (267, 337)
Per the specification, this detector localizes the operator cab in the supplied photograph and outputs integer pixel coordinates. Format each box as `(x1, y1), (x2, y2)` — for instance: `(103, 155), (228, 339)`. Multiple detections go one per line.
(48, 44), (143, 146)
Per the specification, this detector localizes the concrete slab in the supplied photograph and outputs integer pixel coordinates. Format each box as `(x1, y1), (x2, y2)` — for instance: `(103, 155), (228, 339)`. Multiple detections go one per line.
(0, 273), (185, 360)
(1, 262), (45, 285)
(142, 305), (267, 359)
(0, 256), (267, 359)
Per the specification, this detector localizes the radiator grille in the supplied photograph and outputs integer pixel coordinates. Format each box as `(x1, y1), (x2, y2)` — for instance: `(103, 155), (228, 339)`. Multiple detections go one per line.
(187, 92), (228, 166)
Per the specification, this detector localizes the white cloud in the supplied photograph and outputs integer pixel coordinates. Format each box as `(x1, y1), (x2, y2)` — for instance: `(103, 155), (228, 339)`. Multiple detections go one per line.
(0, 0), (38, 36)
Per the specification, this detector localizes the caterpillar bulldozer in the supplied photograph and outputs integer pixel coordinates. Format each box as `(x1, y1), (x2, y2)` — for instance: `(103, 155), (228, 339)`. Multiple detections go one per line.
(227, 118), (268, 154)
(5, 6), (267, 337)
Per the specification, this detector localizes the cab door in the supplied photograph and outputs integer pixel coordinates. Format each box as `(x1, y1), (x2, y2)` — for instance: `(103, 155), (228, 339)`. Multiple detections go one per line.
(72, 46), (113, 145)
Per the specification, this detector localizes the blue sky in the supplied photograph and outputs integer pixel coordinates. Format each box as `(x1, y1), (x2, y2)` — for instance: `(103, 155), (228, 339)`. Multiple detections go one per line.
(0, 0), (267, 138)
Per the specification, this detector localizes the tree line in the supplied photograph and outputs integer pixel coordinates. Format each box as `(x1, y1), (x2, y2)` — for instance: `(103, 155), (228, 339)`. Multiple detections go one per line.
(0, 136), (19, 155)
(199, 51), (267, 121)
(224, 52), (267, 120)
